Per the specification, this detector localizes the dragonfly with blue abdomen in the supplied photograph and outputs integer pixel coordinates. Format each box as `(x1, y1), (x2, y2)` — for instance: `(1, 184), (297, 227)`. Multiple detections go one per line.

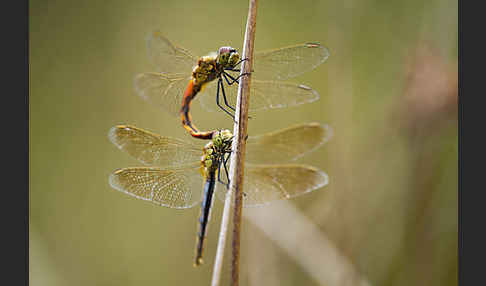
(134, 30), (330, 139)
(108, 122), (332, 266)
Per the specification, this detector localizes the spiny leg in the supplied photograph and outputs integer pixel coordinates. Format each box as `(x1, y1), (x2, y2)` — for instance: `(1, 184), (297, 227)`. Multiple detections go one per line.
(219, 74), (237, 112)
(222, 153), (231, 188)
(216, 79), (236, 121)
(217, 156), (230, 188)
(222, 71), (252, 85)
(221, 73), (254, 120)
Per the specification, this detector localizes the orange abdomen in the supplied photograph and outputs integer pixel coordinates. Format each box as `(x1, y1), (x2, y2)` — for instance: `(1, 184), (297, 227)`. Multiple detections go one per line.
(180, 80), (214, 140)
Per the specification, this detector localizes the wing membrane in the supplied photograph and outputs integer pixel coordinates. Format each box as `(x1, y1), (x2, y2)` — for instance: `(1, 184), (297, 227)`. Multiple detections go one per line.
(246, 123), (333, 164)
(253, 43), (330, 81)
(134, 72), (190, 116)
(146, 30), (196, 74)
(215, 164), (328, 207)
(109, 166), (203, 209)
(198, 79), (320, 112)
(108, 125), (202, 167)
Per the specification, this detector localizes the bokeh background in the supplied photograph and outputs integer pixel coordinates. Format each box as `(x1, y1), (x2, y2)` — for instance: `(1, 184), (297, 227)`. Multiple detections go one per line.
(30, 0), (457, 285)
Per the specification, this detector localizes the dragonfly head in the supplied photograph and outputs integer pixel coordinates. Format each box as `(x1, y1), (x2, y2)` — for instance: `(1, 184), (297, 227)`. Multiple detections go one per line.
(217, 46), (240, 69)
(212, 129), (233, 153)
(201, 130), (233, 174)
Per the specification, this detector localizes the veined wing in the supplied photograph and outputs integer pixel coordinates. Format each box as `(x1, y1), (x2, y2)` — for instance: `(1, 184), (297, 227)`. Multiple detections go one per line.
(215, 164), (328, 207)
(245, 122), (333, 164)
(134, 72), (190, 116)
(108, 125), (202, 167)
(198, 79), (320, 112)
(109, 165), (203, 209)
(146, 30), (197, 74)
(253, 43), (330, 81)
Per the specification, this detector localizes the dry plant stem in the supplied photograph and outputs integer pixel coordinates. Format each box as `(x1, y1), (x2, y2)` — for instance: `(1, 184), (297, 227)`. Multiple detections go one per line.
(210, 1), (257, 286)
(230, 1), (257, 284)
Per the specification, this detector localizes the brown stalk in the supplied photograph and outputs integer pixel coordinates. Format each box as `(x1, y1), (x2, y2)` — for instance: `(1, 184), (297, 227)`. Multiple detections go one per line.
(230, 0), (258, 285)
(210, 1), (258, 285)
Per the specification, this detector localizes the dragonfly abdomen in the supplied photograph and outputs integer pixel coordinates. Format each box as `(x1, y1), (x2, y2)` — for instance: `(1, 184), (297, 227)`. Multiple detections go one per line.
(180, 80), (215, 140)
(194, 170), (217, 266)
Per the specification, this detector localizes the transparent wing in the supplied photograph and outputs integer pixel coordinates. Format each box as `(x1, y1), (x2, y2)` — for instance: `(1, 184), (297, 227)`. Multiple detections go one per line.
(108, 125), (202, 167)
(109, 165), (203, 209)
(253, 43), (330, 81)
(215, 164), (328, 207)
(198, 79), (320, 112)
(245, 123), (333, 164)
(134, 72), (191, 116)
(146, 30), (197, 74)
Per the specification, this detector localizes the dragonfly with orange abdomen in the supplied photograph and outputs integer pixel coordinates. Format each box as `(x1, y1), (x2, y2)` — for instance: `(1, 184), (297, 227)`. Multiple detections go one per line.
(134, 30), (330, 139)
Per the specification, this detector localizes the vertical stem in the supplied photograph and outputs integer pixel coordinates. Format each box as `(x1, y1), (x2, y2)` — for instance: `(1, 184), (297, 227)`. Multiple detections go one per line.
(230, 1), (258, 285)
(210, 0), (257, 286)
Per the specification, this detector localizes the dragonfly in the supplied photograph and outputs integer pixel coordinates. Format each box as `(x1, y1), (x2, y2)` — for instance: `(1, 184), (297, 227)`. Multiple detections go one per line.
(108, 122), (332, 266)
(134, 30), (330, 139)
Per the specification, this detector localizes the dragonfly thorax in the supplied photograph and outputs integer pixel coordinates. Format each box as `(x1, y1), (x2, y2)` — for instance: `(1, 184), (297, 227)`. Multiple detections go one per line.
(193, 55), (218, 85)
(201, 143), (220, 174)
(191, 47), (239, 86)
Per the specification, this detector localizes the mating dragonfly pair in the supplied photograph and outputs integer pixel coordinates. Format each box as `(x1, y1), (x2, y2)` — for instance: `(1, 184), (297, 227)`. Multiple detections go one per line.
(109, 30), (331, 266)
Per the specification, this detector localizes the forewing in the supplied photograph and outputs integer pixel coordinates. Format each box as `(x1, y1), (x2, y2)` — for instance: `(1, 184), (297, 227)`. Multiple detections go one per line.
(146, 30), (196, 74)
(253, 43), (330, 81)
(108, 125), (202, 167)
(109, 166), (203, 209)
(134, 72), (190, 116)
(198, 79), (320, 112)
(215, 164), (328, 207)
(246, 123), (333, 164)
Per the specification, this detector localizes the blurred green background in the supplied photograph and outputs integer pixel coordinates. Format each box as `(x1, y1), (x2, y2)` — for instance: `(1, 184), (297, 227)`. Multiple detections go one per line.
(30, 0), (457, 285)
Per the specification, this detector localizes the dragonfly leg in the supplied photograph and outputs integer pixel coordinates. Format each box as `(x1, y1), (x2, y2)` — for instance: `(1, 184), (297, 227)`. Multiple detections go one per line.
(216, 79), (237, 121)
(219, 75), (236, 112)
(234, 58), (249, 67)
(222, 72), (238, 85)
(217, 160), (224, 185)
(222, 154), (231, 188)
(222, 71), (251, 86)
(217, 156), (230, 189)
(221, 73), (254, 120)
